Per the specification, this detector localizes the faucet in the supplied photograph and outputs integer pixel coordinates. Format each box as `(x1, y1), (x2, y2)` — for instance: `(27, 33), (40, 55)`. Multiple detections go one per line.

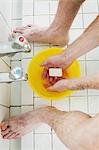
(0, 67), (28, 83)
(0, 33), (31, 57)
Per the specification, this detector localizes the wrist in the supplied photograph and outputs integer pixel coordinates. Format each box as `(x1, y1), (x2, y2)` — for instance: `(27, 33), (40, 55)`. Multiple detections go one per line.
(66, 76), (99, 90)
(62, 46), (76, 60)
(65, 78), (88, 90)
(61, 49), (75, 68)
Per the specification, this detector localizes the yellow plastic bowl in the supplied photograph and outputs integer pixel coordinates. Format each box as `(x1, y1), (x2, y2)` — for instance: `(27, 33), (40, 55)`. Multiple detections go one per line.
(28, 47), (80, 100)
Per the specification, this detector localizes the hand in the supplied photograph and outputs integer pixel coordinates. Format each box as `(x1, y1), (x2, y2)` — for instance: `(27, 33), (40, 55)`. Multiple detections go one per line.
(46, 79), (73, 92)
(41, 52), (73, 79)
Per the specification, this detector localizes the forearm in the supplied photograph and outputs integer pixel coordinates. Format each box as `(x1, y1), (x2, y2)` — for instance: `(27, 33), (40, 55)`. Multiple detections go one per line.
(63, 16), (99, 61)
(67, 74), (99, 90)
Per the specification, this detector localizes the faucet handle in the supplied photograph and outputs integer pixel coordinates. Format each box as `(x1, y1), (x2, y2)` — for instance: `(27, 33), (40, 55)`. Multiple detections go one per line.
(8, 33), (32, 52)
(9, 67), (23, 80)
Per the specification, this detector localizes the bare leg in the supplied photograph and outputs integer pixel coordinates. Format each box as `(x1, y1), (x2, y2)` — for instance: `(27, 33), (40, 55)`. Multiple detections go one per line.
(0, 107), (90, 148)
(2, 106), (99, 149)
(13, 0), (85, 46)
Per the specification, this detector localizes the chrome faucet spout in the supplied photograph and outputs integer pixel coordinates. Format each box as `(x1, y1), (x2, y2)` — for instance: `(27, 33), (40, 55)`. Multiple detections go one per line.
(0, 34), (31, 57)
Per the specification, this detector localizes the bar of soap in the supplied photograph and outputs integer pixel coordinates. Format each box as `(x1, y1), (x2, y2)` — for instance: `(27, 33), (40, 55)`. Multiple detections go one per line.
(49, 68), (62, 77)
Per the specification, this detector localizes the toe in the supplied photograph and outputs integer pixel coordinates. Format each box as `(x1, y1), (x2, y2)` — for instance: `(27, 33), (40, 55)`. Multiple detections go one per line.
(7, 132), (18, 139)
(1, 128), (10, 136)
(14, 134), (21, 139)
(27, 24), (32, 27)
(1, 121), (9, 131)
(13, 29), (23, 34)
(12, 32), (16, 38)
(3, 131), (14, 139)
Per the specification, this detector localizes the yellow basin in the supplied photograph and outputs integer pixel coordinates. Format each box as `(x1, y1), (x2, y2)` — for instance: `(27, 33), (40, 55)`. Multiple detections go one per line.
(28, 47), (80, 100)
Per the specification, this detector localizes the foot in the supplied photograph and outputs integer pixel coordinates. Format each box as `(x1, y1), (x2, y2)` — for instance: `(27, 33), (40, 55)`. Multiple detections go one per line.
(12, 24), (69, 46)
(1, 110), (41, 139)
(0, 106), (64, 140)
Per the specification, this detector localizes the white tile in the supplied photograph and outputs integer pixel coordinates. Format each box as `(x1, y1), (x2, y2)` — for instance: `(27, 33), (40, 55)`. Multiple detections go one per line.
(78, 61), (86, 76)
(70, 96), (88, 113)
(0, 138), (9, 150)
(12, 0), (22, 19)
(21, 81), (33, 105)
(21, 106), (33, 113)
(22, 16), (33, 26)
(10, 61), (21, 106)
(0, 58), (10, 106)
(0, 58), (10, 72)
(34, 1), (49, 15)
(34, 15), (49, 27)
(83, 0), (98, 13)
(10, 139), (21, 150)
(87, 61), (99, 75)
(11, 19), (22, 29)
(88, 89), (99, 96)
(21, 133), (34, 150)
(11, 53), (22, 61)
(22, 58), (31, 72)
(86, 47), (99, 60)
(83, 14), (98, 28)
(10, 107), (21, 116)
(10, 107), (21, 150)
(34, 98), (51, 109)
(2, 56), (10, 67)
(53, 134), (69, 150)
(34, 98), (51, 108)
(23, 0), (33, 16)
(0, 84), (10, 107)
(71, 90), (87, 97)
(0, 1), (12, 29)
(88, 96), (99, 114)
(49, 1), (58, 15)
(52, 97), (70, 111)
(11, 82), (21, 106)
(0, 105), (9, 122)
(71, 14), (83, 29)
(69, 29), (84, 44)
(34, 46), (49, 56)
(35, 134), (51, 150)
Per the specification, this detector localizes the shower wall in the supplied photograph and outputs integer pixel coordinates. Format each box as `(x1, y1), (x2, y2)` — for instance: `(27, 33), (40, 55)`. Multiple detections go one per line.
(0, 0), (22, 150)
(0, 0), (11, 149)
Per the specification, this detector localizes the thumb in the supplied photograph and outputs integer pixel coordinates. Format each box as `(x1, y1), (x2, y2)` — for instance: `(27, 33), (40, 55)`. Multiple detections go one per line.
(47, 82), (61, 91)
(47, 79), (67, 92)
(47, 85), (57, 92)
